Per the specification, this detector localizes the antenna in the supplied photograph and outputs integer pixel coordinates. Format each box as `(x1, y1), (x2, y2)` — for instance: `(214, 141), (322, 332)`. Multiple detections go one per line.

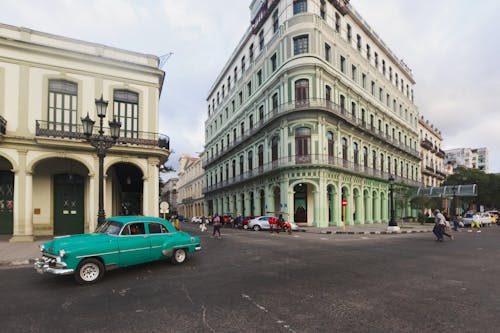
(159, 52), (174, 69)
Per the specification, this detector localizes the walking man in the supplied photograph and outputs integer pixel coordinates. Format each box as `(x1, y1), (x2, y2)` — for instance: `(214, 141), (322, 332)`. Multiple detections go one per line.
(433, 209), (445, 241)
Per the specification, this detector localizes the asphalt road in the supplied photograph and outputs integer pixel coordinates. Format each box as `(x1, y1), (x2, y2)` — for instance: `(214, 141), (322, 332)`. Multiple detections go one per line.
(2, 224), (500, 333)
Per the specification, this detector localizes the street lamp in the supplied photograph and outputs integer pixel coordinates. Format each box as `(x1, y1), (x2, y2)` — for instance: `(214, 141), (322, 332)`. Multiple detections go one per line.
(451, 185), (457, 216)
(387, 175), (400, 231)
(81, 95), (121, 226)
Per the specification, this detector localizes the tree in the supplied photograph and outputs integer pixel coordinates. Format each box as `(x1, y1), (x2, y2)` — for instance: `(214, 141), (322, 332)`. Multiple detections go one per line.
(443, 167), (500, 210)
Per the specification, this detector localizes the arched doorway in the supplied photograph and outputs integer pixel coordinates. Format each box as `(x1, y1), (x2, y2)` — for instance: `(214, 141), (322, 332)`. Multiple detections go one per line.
(294, 183), (307, 222)
(259, 190), (265, 216)
(0, 156), (14, 234)
(53, 174), (85, 234)
(110, 163), (144, 216)
(33, 157), (89, 235)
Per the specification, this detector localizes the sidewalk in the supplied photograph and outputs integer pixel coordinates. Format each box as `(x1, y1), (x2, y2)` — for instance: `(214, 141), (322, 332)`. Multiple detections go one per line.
(300, 221), (433, 235)
(0, 222), (433, 268)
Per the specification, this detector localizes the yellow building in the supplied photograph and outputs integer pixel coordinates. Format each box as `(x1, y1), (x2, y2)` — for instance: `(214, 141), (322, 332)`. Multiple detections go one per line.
(0, 24), (169, 240)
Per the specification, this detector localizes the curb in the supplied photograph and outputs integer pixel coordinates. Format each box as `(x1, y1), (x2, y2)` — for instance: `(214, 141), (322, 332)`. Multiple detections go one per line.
(303, 229), (432, 235)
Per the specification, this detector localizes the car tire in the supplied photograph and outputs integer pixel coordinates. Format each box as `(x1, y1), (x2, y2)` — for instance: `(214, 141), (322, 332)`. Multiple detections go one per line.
(252, 225), (261, 231)
(75, 258), (104, 285)
(171, 248), (187, 265)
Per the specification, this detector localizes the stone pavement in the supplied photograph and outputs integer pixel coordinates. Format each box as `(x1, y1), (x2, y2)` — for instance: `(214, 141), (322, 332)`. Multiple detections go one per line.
(0, 222), (433, 268)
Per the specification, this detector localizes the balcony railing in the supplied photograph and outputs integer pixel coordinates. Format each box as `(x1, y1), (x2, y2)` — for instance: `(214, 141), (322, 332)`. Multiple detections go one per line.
(420, 139), (433, 150)
(204, 98), (420, 167)
(203, 154), (421, 194)
(0, 115), (6, 135)
(35, 120), (169, 150)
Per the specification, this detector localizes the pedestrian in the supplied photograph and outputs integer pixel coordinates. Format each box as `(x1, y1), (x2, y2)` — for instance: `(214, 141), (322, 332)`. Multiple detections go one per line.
(452, 214), (460, 232)
(471, 212), (482, 233)
(212, 214), (221, 239)
(200, 215), (207, 232)
(269, 215), (278, 233)
(433, 209), (445, 241)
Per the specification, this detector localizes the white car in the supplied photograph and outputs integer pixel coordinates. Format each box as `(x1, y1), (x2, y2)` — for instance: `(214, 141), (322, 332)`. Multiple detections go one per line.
(191, 216), (202, 223)
(461, 212), (492, 226)
(247, 216), (299, 232)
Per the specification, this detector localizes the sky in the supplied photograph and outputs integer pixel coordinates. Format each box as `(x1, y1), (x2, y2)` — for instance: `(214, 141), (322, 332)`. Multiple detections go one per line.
(0, 0), (499, 174)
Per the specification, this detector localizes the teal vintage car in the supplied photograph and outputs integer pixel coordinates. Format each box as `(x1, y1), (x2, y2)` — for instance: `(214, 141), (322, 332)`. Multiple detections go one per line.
(32, 216), (201, 284)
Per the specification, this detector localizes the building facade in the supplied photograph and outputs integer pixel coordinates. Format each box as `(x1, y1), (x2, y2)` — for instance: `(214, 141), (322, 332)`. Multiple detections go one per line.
(176, 154), (204, 219)
(160, 177), (178, 215)
(203, 0), (421, 227)
(418, 116), (446, 187)
(0, 24), (170, 240)
(445, 147), (489, 173)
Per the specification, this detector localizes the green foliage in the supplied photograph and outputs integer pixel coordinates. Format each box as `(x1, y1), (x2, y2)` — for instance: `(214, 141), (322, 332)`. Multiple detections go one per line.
(444, 167), (500, 210)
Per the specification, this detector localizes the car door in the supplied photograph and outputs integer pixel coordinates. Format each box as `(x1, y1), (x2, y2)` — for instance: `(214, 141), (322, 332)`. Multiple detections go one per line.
(260, 216), (271, 229)
(118, 222), (151, 266)
(148, 222), (174, 260)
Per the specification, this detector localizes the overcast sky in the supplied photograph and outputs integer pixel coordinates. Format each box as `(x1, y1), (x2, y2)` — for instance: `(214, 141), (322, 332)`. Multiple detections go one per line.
(0, 0), (499, 174)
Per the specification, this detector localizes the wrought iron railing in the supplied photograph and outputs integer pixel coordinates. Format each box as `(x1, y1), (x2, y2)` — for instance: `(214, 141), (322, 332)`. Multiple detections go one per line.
(203, 154), (421, 194)
(0, 115), (6, 135)
(204, 98), (420, 167)
(35, 120), (169, 150)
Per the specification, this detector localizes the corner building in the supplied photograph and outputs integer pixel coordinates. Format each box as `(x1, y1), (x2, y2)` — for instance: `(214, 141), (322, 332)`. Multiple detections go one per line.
(203, 0), (421, 227)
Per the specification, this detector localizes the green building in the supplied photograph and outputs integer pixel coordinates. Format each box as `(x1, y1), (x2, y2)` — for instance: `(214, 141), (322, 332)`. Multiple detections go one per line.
(203, 0), (421, 227)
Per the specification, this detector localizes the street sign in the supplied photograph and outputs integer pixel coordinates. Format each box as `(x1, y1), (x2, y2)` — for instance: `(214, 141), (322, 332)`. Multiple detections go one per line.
(342, 199), (347, 207)
(160, 201), (169, 210)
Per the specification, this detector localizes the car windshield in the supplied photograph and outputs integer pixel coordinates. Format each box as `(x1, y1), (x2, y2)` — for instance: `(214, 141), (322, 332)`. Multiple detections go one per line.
(95, 220), (123, 235)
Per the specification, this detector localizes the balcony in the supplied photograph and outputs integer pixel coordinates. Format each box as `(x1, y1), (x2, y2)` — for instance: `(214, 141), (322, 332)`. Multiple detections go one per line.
(0, 115), (6, 135)
(204, 98), (420, 168)
(436, 149), (445, 158)
(204, 154), (421, 194)
(35, 120), (169, 150)
(420, 139), (433, 150)
(329, 0), (350, 16)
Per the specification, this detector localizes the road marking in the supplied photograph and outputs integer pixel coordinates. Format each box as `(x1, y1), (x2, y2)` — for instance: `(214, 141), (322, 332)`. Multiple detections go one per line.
(242, 294), (296, 333)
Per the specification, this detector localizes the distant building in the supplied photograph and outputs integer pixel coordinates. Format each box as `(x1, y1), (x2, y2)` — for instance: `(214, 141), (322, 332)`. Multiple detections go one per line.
(203, 0), (421, 227)
(0, 23), (169, 240)
(160, 177), (178, 215)
(418, 116), (446, 186)
(445, 147), (489, 173)
(176, 154), (204, 219)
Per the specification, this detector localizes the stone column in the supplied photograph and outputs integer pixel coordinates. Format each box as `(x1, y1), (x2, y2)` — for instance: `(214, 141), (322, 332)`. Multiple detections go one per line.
(11, 150), (34, 242)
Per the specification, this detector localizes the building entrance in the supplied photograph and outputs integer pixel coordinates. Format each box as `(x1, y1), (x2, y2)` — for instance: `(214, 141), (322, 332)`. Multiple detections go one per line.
(0, 171), (14, 234)
(53, 174), (85, 235)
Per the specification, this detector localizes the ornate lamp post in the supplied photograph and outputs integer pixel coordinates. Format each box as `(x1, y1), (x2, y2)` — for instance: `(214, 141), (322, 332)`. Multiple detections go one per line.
(387, 175), (400, 231)
(451, 185), (457, 216)
(81, 95), (121, 226)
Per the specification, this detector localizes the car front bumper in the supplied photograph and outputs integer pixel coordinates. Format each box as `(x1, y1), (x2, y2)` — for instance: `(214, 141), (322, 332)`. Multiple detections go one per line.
(31, 256), (74, 276)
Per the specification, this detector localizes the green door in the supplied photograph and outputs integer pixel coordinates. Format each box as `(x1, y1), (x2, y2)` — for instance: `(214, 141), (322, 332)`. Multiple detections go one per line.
(54, 174), (84, 235)
(0, 171), (14, 234)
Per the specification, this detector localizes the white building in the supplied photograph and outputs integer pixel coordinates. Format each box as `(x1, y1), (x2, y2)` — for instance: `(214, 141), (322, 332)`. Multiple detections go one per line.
(176, 154), (204, 219)
(445, 147), (489, 173)
(0, 24), (169, 240)
(418, 116), (446, 186)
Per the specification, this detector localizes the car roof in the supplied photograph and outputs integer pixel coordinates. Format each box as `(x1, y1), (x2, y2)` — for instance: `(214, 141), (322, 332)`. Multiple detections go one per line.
(107, 216), (167, 223)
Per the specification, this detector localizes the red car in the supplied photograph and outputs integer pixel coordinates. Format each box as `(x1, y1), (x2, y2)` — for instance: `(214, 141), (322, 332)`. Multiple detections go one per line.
(241, 215), (257, 229)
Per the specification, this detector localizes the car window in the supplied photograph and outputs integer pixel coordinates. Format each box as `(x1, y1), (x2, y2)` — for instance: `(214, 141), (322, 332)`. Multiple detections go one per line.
(122, 223), (145, 235)
(149, 223), (169, 234)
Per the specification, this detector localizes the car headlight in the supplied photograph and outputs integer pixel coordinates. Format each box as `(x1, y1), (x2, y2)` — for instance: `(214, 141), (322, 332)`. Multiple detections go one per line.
(39, 244), (45, 252)
(58, 249), (66, 257)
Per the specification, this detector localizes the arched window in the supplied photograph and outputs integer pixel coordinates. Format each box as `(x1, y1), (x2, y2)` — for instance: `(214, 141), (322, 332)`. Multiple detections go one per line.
(363, 146), (368, 167)
(325, 85), (332, 108)
(271, 136), (279, 164)
(342, 137), (348, 166)
(295, 127), (311, 163)
(295, 79), (309, 106)
(372, 150), (377, 170)
(48, 79), (78, 131)
(353, 142), (359, 165)
(239, 155), (244, 176)
(114, 89), (139, 138)
(327, 131), (334, 161)
(258, 145), (264, 169)
(247, 150), (253, 171)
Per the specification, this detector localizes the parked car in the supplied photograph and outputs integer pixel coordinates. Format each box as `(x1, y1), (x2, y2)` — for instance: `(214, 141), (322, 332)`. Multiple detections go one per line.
(191, 216), (202, 223)
(247, 216), (299, 232)
(461, 212), (492, 227)
(32, 216), (202, 284)
(241, 215), (257, 229)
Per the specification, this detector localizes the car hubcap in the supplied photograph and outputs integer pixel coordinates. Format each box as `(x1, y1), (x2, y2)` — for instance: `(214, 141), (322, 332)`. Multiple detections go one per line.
(176, 250), (186, 262)
(80, 263), (99, 282)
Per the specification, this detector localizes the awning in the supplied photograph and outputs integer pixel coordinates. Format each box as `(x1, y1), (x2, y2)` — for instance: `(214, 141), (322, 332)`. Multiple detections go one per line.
(415, 184), (477, 198)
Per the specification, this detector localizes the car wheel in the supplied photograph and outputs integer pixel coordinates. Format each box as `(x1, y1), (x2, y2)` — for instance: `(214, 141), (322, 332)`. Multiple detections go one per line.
(171, 248), (187, 265)
(75, 258), (104, 284)
(252, 225), (261, 231)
